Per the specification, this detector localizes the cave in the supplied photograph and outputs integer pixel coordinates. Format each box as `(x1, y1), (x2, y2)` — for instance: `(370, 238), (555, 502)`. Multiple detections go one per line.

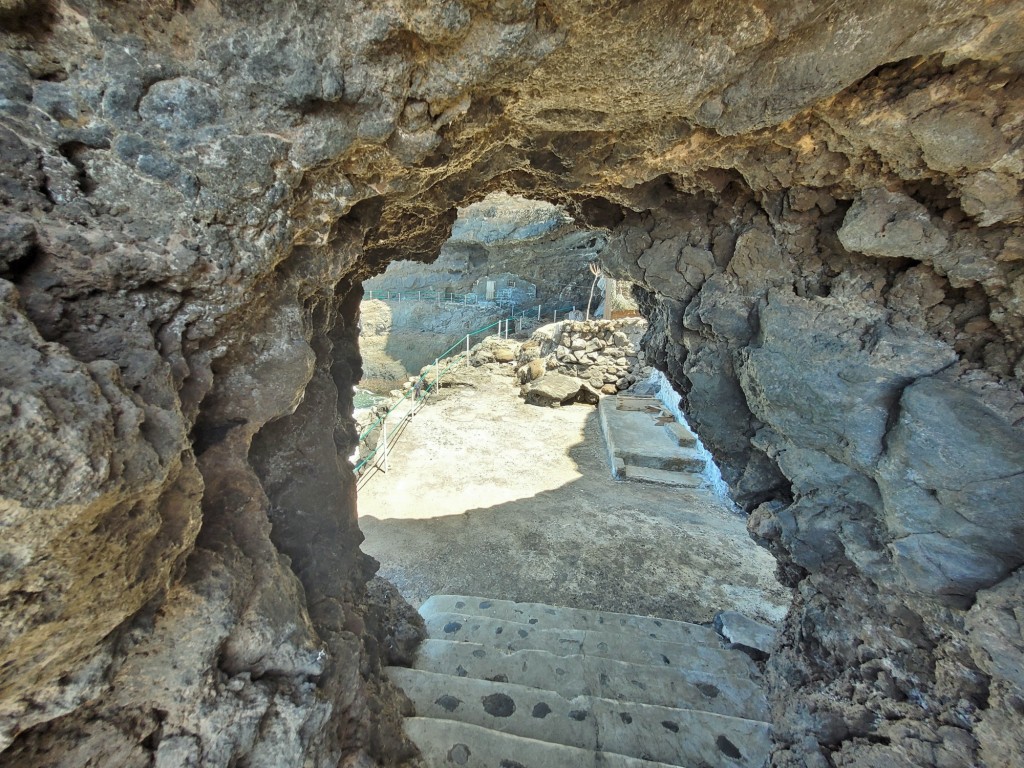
(1, 1), (1023, 767)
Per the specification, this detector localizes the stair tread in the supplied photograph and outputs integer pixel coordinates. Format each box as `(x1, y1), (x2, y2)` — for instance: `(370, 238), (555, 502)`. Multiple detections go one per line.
(617, 449), (705, 472)
(623, 465), (704, 487)
(404, 717), (684, 768)
(390, 668), (771, 768)
(411, 639), (769, 720)
(420, 596), (719, 645)
(421, 613), (757, 678)
(599, 397), (705, 473)
(664, 421), (698, 448)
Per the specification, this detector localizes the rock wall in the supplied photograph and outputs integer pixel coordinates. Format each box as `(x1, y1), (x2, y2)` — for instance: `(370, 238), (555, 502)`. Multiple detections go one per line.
(358, 297), (504, 384)
(597, 111), (1024, 765)
(516, 318), (647, 394)
(365, 192), (605, 309)
(1, 1), (1023, 766)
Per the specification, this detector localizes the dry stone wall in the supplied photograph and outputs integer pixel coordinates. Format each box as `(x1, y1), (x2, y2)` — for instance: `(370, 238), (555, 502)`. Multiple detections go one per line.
(516, 318), (647, 395)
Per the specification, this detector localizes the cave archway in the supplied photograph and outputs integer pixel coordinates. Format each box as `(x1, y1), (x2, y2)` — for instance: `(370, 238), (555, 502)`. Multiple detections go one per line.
(1, 2), (1023, 767)
(346, 190), (786, 628)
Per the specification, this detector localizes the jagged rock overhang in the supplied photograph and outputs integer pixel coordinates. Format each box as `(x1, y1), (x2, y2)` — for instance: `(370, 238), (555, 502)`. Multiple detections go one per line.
(1, 1), (1023, 766)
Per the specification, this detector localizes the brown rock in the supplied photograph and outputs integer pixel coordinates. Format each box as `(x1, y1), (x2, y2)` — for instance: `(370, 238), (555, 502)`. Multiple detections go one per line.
(527, 358), (546, 381)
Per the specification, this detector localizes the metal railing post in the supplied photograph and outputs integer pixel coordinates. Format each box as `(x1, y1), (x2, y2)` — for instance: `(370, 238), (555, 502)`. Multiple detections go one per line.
(435, 358), (440, 391)
(380, 415), (388, 472)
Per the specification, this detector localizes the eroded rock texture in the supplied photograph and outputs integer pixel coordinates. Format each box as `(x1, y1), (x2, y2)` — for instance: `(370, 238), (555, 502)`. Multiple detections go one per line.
(1, 1), (1023, 766)
(366, 192), (605, 309)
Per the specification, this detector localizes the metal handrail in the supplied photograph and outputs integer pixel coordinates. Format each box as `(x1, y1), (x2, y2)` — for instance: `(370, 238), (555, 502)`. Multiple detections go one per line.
(354, 303), (578, 477)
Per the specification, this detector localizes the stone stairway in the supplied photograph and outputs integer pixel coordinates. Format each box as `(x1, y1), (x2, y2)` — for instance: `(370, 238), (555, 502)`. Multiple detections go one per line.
(598, 395), (707, 488)
(387, 595), (773, 768)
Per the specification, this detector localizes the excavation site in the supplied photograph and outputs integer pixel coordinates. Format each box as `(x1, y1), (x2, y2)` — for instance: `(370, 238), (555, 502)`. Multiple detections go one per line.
(1, 2), (1023, 767)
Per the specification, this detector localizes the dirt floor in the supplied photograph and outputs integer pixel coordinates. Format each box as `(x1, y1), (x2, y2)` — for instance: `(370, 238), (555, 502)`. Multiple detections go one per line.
(357, 363), (792, 626)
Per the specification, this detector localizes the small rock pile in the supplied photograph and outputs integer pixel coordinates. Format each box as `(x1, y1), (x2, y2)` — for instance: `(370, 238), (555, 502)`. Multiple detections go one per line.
(517, 318), (648, 396)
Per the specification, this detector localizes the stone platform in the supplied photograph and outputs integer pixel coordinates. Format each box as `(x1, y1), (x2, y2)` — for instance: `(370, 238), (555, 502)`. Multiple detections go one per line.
(598, 395), (706, 487)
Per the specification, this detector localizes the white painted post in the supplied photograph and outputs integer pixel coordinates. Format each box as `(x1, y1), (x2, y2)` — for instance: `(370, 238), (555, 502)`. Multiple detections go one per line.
(537, 305), (541, 319)
(553, 310), (557, 323)
(434, 357), (440, 391)
(466, 335), (470, 355)
(380, 416), (388, 472)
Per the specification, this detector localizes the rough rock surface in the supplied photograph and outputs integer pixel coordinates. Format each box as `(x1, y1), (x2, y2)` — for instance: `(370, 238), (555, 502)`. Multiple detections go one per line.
(1, 1), (1023, 766)
(358, 297), (503, 384)
(521, 371), (586, 407)
(714, 611), (778, 657)
(366, 192), (604, 308)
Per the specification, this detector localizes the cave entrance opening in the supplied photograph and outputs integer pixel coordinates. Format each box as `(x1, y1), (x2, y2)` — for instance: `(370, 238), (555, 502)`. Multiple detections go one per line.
(352, 195), (788, 628)
(357, 192), (609, 398)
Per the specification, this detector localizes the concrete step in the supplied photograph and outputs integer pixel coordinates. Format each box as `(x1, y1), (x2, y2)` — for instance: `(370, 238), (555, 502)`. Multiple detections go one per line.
(411, 639), (770, 720)
(599, 396), (707, 478)
(403, 717), (681, 768)
(664, 421), (698, 448)
(618, 447), (705, 473)
(623, 465), (704, 487)
(421, 613), (757, 679)
(420, 595), (719, 647)
(390, 668), (772, 768)
(614, 396), (666, 413)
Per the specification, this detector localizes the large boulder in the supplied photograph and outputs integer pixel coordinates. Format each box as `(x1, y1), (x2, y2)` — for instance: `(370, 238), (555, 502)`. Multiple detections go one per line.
(523, 373), (586, 407)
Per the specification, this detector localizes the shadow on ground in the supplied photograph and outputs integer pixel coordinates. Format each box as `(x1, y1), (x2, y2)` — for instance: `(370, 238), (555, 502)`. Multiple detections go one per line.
(359, 409), (789, 625)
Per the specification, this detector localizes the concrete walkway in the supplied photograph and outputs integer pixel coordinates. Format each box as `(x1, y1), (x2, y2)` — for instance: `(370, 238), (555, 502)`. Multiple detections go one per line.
(357, 364), (790, 626)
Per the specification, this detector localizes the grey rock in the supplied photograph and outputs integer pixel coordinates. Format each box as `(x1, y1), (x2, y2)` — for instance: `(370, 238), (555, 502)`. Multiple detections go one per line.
(876, 377), (1024, 603)
(138, 77), (220, 132)
(523, 373), (585, 407)
(713, 611), (777, 656)
(910, 106), (1009, 174)
(740, 288), (956, 475)
(838, 188), (948, 260)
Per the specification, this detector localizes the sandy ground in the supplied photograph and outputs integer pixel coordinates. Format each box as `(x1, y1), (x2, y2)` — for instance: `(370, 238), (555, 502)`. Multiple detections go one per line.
(357, 363), (791, 626)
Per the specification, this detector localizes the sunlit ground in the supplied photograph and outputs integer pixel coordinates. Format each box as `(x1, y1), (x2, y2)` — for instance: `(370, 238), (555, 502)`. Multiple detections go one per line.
(357, 375), (590, 520)
(356, 366), (791, 624)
